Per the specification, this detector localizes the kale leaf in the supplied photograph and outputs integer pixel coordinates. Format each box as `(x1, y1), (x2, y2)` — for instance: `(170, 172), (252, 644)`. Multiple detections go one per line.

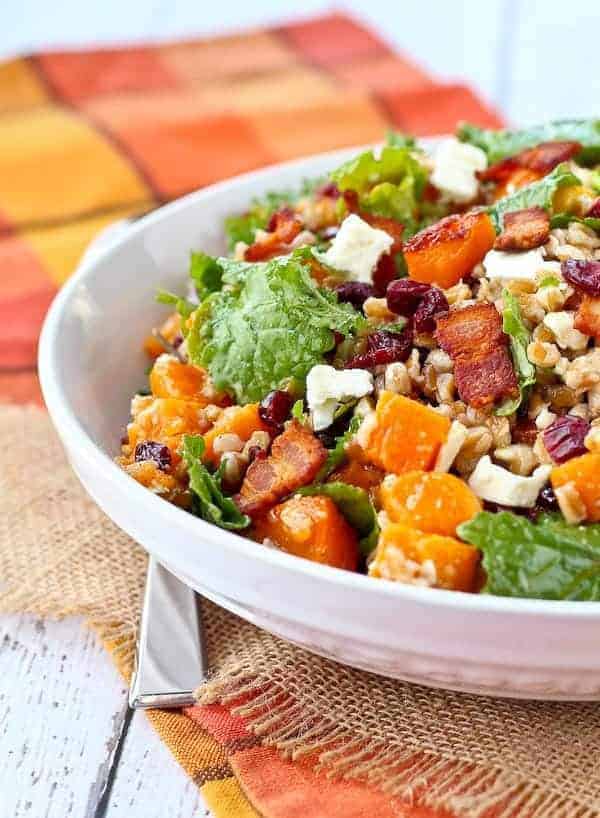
(495, 289), (536, 416)
(182, 435), (250, 530)
(187, 255), (364, 403)
(457, 119), (600, 164)
(458, 511), (600, 600)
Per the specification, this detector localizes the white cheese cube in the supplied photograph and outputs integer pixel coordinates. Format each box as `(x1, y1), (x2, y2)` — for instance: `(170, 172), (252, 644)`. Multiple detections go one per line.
(483, 248), (548, 281)
(543, 311), (589, 351)
(431, 138), (487, 203)
(306, 364), (374, 431)
(323, 214), (393, 283)
(468, 455), (551, 508)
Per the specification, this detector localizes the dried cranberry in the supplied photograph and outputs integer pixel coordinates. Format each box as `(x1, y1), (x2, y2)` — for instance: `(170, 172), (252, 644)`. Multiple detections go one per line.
(537, 485), (558, 511)
(334, 281), (376, 309)
(345, 327), (413, 369)
(543, 415), (590, 463)
(561, 259), (600, 296)
(372, 253), (398, 296)
(386, 279), (431, 315)
(172, 332), (184, 349)
(134, 440), (172, 472)
(318, 182), (340, 199)
(587, 198), (600, 218)
(413, 288), (449, 333)
(259, 390), (294, 429)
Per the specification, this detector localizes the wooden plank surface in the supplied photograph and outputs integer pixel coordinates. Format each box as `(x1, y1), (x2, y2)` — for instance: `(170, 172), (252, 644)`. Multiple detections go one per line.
(0, 614), (209, 818)
(104, 711), (208, 818)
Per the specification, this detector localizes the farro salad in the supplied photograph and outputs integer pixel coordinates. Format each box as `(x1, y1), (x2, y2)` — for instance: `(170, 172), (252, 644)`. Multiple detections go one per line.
(118, 120), (600, 601)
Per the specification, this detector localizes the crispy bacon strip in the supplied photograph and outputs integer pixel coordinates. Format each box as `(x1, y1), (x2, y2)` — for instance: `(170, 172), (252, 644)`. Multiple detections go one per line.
(494, 206), (550, 251)
(244, 208), (303, 261)
(236, 421), (327, 517)
(435, 303), (518, 408)
(575, 295), (600, 341)
(478, 140), (582, 184)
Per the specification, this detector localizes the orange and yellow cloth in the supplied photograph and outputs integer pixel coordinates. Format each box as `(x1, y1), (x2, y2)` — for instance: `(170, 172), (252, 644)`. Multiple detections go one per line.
(0, 13), (501, 816)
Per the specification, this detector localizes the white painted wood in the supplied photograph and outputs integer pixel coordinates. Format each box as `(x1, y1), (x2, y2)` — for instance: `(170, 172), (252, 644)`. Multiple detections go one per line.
(0, 614), (128, 818)
(105, 711), (210, 818)
(0, 614), (210, 818)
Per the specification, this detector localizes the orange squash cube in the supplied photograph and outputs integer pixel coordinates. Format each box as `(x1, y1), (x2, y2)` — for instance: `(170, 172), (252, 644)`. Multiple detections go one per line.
(370, 523), (480, 592)
(404, 211), (496, 289)
(551, 453), (600, 522)
(381, 471), (482, 537)
(253, 495), (359, 571)
(358, 392), (451, 474)
(150, 355), (210, 401)
(202, 403), (270, 467)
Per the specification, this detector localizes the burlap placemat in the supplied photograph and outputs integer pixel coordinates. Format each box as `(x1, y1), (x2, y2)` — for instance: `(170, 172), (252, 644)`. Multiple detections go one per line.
(2, 402), (599, 818)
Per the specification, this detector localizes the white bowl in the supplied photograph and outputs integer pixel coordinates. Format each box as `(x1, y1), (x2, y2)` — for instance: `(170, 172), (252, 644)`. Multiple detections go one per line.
(39, 146), (600, 700)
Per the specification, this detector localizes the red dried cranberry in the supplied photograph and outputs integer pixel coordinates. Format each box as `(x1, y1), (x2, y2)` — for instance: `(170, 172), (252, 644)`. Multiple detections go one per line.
(386, 279), (431, 315)
(259, 390), (294, 429)
(537, 485), (558, 511)
(172, 332), (184, 349)
(334, 282), (376, 309)
(345, 327), (413, 369)
(318, 182), (340, 199)
(587, 198), (600, 218)
(543, 415), (590, 463)
(134, 440), (172, 472)
(372, 253), (398, 296)
(561, 259), (600, 296)
(413, 287), (449, 333)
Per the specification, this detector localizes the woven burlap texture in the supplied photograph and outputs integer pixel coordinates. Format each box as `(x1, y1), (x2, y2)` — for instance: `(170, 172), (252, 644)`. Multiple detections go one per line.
(2, 403), (600, 818)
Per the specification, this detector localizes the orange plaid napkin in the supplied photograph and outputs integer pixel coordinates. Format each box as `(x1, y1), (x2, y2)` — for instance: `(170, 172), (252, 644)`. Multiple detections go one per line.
(0, 13), (502, 816)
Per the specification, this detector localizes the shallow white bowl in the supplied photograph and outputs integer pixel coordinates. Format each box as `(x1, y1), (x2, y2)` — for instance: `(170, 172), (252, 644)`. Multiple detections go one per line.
(39, 146), (600, 700)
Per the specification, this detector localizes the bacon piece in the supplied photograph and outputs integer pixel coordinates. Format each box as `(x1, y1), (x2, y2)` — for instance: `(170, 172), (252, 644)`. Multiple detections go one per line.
(478, 140), (582, 184)
(575, 295), (600, 341)
(244, 208), (303, 261)
(494, 206), (550, 251)
(435, 303), (519, 408)
(235, 421), (327, 517)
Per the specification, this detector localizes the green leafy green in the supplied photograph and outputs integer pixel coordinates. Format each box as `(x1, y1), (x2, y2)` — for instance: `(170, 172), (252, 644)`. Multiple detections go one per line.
(298, 481), (379, 556)
(181, 435), (250, 531)
(316, 415), (361, 481)
(291, 399), (309, 425)
(189, 251), (223, 300)
(156, 289), (196, 320)
(458, 511), (600, 600)
(550, 213), (600, 233)
(223, 178), (325, 251)
(386, 130), (417, 149)
(187, 255), (364, 404)
(488, 164), (580, 231)
(495, 289), (536, 416)
(591, 170), (600, 193)
(457, 119), (600, 164)
(329, 145), (428, 234)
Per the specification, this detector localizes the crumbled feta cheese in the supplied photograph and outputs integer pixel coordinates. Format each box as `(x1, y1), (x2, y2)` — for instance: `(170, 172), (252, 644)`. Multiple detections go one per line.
(543, 311), (589, 351)
(483, 248), (548, 281)
(431, 138), (487, 203)
(306, 364), (373, 431)
(323, 214), (393, 283)
(468, 455), (551, 508)
(434, 421), (468, 473)
(535, 406), (557, 430)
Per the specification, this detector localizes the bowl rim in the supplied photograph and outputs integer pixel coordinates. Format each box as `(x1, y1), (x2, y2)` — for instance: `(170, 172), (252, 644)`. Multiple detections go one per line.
(38, 145), (600, 620)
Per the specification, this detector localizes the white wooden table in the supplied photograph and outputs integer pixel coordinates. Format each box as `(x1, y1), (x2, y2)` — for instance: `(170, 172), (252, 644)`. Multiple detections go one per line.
(0, 614), (211, 818)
